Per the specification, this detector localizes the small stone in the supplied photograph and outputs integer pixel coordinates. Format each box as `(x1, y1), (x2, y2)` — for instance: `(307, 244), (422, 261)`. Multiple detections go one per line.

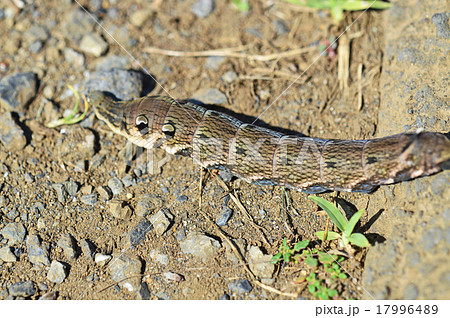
(0, 246), (17, 262)
(176, 195), (188, 202)
(97, 185), (113, 201)
(63, 48), (85, 66)
(221, 70), (238, 83)
(23, 173), (35, 183)
(95, 253), (112, 267)
(90, 154), (105, 170)
(26, 234), (50, 266)
(94, 55), (130, 71)
(39, 292), (58, 300)
(122, 174), (136, 187)
(107, 177), (124, 195)
(180, 231), (221, 262)
(79, 32), (108, 57)
(130, 9), (153, 27)
(57, 233), (78, 261)
(109, 200), (132, 219)
(219, 294), (230, 300)
(228, 279), (252, 294)
(23, 25), (49, 45)
(6, 209), (19, 220)
(38, 283), (48, 291)
(273, 20), (289, 35)
(136, 282), (151, 300)
(29, 41), (43, 53)
(191, 88), (227, 105)
(1, 222), (26, 245)
(0, 112), (28, 152)
(52, 183), (67, 203)
(247, 246), (275, 279)
(148, 208), (172, 236)
(84, 68), (146, 101)
(205, 56), (226, 70)
(432, 13), (450, 39)
(80, 194), (98, 205)
(37, 218), (46, 230)
(129, 218), (153, 246)
(0, 72), (38, 113)
(109, 254), (142, 292)
(191, 0), (215, 18)
(8, 281), (35, 297)
(47, 260), (67, 284)
(136, 195), (158, 217)
(149, 249), (169, 265)
(216, 206), (233, 226)
(80, 239), (96, 260)
(64, 181), (79, 196)
(403, 283), (419, 300)
(63, 9), (96, 43)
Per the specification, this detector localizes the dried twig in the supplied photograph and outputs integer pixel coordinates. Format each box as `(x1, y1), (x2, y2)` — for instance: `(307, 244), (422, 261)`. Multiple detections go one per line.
(143, 46), (315, 62)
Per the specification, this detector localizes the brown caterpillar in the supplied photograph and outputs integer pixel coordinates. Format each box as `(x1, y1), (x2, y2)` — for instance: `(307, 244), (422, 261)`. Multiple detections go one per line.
(88, 91), (449, 194)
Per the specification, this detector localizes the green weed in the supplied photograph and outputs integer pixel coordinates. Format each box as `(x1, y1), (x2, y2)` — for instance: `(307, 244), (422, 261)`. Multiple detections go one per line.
(46, 85), (89, 128)
(284, 0), (392, 22)
(309, 195), (370, 248)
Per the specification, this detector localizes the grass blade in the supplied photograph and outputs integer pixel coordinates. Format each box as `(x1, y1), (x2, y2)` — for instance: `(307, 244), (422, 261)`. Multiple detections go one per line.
(309, 196), (346, 232)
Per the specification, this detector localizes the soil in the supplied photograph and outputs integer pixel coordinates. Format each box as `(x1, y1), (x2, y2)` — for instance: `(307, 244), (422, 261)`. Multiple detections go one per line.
(0, 0), (448, 300)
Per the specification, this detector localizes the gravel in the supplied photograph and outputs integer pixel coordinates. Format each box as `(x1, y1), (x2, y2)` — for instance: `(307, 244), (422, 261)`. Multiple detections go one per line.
(107, 177), (125, 195)
(26, 234), (50, 266)
(191, 0), (215, 18)
(129, 218), (153, 246)
(0, 246), (17, 262)
(1, 222), (26, 245)
(216, 206), (233, 226)
(0, 112), (28, 152)
(47, 260), (67, 284)
(431, 13), (450, 39)
(228, 279), (252, 294)
(57, 233), (78, 261)
(0, 72), (38, 114)
(94, 253), (112, 267)
(148, 208), (172, 236)
(79, 32), (108, 57)
(179, 231), (221, 262)
(191, 88), (227, 105)
(109, 254), (142, 292)
(8, 281), (35, 297)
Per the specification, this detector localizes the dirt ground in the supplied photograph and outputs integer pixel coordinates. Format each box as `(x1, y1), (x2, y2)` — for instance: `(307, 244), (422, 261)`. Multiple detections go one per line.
(0, 0), (447, 300)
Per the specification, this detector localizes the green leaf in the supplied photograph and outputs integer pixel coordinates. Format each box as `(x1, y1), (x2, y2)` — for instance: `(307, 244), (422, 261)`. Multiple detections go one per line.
(305, 256), (318, 267)
(309, 196), (347, 232)
(315, 231), (341, 241)
(294, 240), (309, 251)
(348, 233), (370, 247)
(283, 252), (291, 263)
(338, 273), (347, 279)
(328, 289), (338, 297)
(46, 85), (89, 128)
(270, 253), (282, 264)
(344, 209), (364, 237)
(308, 284), (316, 293)
(231, 0), (250, 12)
(318, 252), (338, 264)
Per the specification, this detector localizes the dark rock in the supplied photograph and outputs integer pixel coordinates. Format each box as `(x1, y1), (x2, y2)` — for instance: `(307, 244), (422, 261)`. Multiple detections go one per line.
(0, 72), (37, 113)
(8, 281), (35, 297)
(176, 195), (188, 202)
(228, 279), (252, 294)
(129, 218), (153, 246)
(136, 282), (151, 300)
(216, 206), (233, 226)
(219, 294), (230, 300)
